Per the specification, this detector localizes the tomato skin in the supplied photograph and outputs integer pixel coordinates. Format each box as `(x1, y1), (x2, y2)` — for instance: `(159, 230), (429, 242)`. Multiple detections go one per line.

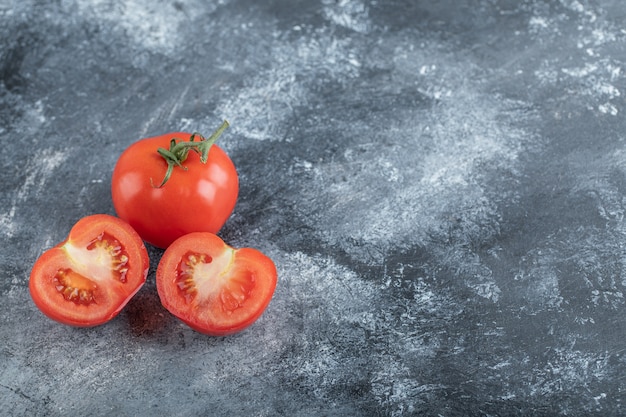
(29, 214), (149, 327)
(111, 132), (239, 249)
(156, 232), (277, 336)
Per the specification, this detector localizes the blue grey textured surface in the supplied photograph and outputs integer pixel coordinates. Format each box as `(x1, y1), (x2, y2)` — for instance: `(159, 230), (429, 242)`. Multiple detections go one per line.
(1, 0), (626, 415)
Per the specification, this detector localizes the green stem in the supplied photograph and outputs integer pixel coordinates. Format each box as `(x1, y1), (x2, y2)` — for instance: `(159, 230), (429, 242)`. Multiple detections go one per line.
(153, 120), (230, 188)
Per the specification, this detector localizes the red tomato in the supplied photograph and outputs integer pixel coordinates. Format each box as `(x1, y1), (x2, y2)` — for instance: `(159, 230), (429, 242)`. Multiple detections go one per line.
(111, 122), (238, 249)
(156, 232), (277, 336)
(29, 214), (149, 327)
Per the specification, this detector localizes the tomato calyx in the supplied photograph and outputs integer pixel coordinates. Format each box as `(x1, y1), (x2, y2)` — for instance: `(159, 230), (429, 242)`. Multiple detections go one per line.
(153, 120), (230, 188)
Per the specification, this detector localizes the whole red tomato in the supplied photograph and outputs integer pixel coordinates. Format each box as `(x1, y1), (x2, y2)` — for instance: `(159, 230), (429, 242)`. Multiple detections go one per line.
(111, 122), (238, 249)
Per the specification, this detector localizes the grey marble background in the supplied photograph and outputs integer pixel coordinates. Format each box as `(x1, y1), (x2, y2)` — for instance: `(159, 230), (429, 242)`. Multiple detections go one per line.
(2, 0), (626, 415)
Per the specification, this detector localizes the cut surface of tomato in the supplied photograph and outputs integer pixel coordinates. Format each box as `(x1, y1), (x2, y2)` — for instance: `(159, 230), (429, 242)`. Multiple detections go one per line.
(156, 232), (277, 336)
(29, 214), (149, 327)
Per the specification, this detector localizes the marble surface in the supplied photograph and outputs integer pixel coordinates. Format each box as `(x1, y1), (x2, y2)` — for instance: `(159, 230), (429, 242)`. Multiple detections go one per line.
(2, 0), (626, 415)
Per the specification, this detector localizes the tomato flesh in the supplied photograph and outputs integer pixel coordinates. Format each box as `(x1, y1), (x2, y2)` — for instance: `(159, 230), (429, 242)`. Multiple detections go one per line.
(29, 214), (149, 327)
(157, 232), (277, 336)
(111, 132), (239, 249)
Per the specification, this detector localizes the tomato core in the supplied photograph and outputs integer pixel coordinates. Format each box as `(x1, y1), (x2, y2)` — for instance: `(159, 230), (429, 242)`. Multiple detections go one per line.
(63, 232), (130, 287)
(176, 249), (239, 308)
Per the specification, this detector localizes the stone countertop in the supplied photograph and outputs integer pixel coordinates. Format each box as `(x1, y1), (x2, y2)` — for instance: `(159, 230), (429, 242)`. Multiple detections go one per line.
(1, 1), (626, 415)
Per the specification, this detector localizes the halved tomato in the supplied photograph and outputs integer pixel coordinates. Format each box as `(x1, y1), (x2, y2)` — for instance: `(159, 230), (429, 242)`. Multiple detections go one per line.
(29, 214), (149, 327)
(156, 232), (277, 336)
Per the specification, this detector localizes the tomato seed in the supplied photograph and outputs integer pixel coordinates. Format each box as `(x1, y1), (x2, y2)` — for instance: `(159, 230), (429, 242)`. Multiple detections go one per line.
(53, 269), (96, 305)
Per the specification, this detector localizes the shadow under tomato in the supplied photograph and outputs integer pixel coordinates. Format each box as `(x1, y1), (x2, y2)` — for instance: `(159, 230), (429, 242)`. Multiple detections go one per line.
(123, 288), (170, 337)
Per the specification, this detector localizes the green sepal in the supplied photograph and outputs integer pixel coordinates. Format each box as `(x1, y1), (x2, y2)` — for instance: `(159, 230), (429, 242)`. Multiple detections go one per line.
(152, 120), (229, 188)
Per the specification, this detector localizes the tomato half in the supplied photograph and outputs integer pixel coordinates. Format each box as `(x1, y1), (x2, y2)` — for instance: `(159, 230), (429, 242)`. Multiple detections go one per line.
(111, 124), (238, 249)
(156, 232), (277, 336)
(29, 214), (149, 327)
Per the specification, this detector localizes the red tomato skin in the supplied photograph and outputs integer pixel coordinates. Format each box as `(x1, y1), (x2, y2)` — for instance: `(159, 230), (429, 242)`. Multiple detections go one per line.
(29, 214), (149, 327)
(156, 232), (277, 336)
(111, 132), (239, 249)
